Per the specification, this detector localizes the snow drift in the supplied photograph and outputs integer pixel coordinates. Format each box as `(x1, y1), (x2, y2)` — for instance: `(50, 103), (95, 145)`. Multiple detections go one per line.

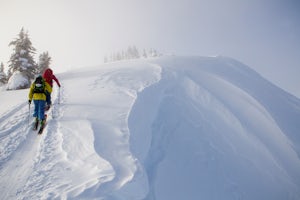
(0, 56), (299, 200)
(6, 71), (30, 90)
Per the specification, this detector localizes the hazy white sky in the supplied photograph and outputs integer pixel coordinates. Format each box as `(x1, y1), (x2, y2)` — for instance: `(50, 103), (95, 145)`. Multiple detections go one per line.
(0, 0), (299, 97)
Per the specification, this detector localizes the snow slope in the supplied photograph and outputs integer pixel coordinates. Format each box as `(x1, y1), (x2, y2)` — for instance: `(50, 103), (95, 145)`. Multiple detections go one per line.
(0, 56), (300, 200)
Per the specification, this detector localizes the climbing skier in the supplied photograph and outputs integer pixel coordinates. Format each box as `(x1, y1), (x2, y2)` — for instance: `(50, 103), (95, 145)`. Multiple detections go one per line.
(28, 75), (52, 130)
(42, 68), (61, 110)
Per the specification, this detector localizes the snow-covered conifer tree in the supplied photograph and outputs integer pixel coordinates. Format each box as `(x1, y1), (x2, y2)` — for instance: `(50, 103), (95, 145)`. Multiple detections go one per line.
(0, 62), (7, 84)
(142, 49), (147, 58)
(7, 28), (36, 80)
(37, 51), (51, 74)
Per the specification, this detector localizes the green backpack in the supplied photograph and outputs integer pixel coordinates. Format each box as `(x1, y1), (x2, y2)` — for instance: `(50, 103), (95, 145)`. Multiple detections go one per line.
(33, 76), (45, 94)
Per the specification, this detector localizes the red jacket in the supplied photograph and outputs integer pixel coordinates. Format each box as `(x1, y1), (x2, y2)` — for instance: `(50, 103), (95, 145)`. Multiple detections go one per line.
(43, 68), (61, 88)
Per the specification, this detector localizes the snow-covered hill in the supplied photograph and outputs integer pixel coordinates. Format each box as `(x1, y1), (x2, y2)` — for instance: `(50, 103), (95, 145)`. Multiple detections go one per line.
(0, 56), (300, 200)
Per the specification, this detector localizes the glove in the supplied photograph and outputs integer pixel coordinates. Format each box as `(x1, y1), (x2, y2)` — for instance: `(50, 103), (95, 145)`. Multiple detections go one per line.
(28, 100), (31, 104)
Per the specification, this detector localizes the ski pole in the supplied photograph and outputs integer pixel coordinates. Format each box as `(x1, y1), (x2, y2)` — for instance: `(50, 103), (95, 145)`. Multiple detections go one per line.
(58, 86), (61, 104)
(28, 102), (31, 127)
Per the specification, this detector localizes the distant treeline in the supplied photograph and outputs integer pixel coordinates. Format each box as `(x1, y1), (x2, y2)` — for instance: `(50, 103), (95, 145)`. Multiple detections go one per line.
(104, 46), (162, 63)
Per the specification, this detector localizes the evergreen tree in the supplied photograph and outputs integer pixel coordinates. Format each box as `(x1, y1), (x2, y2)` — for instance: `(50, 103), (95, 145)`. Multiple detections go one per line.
(37, 51), (51, 74)
(151, 49), (158, 57)
(116, 52), (122, 61)
(142, 49), (147, 58)
(148, 48), (154, 57)
(104, 55), (108, 63)
(126, 46), (133, 59)
(132, 45), (140, 59)
(0, 62), (7, 84)
(8, 27), (36, 80)
(126, 45), (140, 59)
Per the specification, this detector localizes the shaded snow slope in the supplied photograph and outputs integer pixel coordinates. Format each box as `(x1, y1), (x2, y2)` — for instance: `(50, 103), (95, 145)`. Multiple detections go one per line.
(0, 56), (300, 200)
(130, 56), (300, 200)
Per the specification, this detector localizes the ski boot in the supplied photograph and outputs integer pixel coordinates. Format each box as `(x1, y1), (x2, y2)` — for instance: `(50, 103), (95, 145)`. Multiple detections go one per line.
(33, 118), (39, 130)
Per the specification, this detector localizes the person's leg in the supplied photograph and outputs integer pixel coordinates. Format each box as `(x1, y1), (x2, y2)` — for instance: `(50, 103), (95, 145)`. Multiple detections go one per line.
(37, 100), (46, 122)
(45, 93), (52, 110)
(40, 100), (46, 125)
(32, 100), (39, 129)
(48, 93), (52, 105)
(46, 93), (51, 105)
(33, 100), (39, 118)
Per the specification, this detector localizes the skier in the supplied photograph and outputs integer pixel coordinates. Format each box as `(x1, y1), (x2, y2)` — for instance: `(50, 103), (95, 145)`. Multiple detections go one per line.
(42, 68), (61, 110)
(28, 75), (52, 129)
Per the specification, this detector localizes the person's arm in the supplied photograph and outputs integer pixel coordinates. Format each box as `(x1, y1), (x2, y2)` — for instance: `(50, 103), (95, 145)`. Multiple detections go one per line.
(52, 75), (61, 87)
(28, 84), (34, 103)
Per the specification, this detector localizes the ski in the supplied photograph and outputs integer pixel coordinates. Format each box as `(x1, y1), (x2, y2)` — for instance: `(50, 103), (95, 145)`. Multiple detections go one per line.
(38, 114), (47, 135)
(38, 124), (45, 134)
(32, 120), (39, 131)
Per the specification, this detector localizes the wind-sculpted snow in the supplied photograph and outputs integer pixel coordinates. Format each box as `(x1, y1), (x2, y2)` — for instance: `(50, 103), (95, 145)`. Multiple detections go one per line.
(130, 56), (300, 199)
(0, 56), (299, 199)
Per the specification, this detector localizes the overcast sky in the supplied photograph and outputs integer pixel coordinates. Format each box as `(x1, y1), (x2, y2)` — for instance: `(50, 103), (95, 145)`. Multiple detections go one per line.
(0, 0), (299, 97)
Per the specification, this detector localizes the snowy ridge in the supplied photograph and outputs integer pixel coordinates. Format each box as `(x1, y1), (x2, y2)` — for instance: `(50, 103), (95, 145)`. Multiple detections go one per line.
(0, 56), (300, 199)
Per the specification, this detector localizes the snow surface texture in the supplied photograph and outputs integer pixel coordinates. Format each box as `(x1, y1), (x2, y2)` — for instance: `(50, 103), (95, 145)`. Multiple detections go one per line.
(0, 56), (300, 200)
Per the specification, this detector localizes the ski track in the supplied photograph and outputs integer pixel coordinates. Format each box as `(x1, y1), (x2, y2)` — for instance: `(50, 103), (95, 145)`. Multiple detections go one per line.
(0, 87), (70, 199)
(16, 88), (66, 199)
(0, 103), (29, 165)
(0, 102), (41, 199)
